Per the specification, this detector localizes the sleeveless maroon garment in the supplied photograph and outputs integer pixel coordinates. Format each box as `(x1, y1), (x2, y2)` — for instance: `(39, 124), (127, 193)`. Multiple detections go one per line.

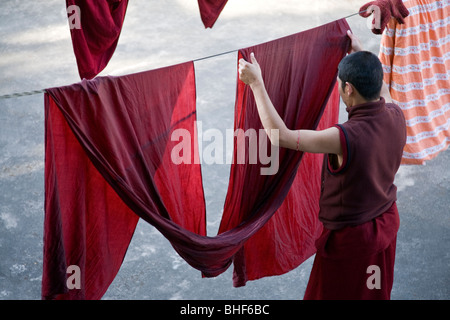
(305, 98), (406, 300)
(319, 98), (406, 230)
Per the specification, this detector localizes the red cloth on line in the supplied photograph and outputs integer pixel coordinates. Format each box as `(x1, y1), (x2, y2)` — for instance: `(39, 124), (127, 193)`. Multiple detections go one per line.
(197, 0), (228, 28)
(43, 62), (205, 299)
(225, 86), (340, 287)
(66, 0), (128, 80)
(219, 19), (350, 286)
(42, 19), (350, 300)
(304, 202), (399, 300)
(67, 0), (226, 79)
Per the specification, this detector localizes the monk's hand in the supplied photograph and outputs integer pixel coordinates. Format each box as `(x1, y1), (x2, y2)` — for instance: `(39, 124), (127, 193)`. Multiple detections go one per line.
(347, 30), (363, 54)
(239, 52), (263, 88)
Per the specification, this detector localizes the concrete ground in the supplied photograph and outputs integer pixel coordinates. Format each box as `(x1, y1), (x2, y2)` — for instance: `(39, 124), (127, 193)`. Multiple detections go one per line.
(0, 0), (448, 300)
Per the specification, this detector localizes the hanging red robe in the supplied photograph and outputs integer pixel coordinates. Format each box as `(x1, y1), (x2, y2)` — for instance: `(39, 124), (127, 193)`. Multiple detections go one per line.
(219, 19), (349, 286)
(66, 0), (129, 80)
(197, 0), (228, 28)
(43, 62), (205, 299)
(66, 0), (227, 80)
(42, 19), (350, 300)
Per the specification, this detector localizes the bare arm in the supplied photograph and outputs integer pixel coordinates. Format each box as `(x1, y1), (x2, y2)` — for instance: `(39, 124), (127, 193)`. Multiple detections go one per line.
(237, 30), (370, 156)
(238, 53), (342, 155)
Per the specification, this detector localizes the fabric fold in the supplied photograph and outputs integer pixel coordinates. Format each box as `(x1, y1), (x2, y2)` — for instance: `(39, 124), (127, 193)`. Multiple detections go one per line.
(219, 19), (350, 286)
(43, 19), (350, 300)
(66, 0), (128, 80)
(43, 62), (206, 299)
(197, 0), (228, 28)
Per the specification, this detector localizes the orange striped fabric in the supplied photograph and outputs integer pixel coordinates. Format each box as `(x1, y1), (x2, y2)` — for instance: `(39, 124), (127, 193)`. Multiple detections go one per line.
(379, 0), (450, 164)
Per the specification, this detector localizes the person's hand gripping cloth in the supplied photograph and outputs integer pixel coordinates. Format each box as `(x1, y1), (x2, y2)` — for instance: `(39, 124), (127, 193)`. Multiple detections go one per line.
(359, 0), (409, 34)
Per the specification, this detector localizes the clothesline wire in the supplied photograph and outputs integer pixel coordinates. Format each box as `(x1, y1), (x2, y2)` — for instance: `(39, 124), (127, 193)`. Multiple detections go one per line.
(192, 10), (365, 63)
(0, 9), (368, 101)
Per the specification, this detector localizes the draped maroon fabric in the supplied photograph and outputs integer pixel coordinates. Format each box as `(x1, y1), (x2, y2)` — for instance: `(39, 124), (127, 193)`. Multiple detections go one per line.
(67, 0), (226, 79)
(219, 19), (350, 286)
(43, 62), (204, 299)
(197, 0), (228, 28)
(224, 86), (340, 287)
(198, 0), (228, 28)
(43, 19), (350, 299)
(66, 0), (128, 80)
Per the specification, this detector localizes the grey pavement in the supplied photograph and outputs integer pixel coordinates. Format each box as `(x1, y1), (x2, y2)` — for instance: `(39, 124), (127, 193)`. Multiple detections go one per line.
(0, 0), (448, 300)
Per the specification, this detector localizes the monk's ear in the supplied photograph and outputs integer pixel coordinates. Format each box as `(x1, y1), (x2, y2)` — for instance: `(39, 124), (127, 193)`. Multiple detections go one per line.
(345, 82), (354, 96)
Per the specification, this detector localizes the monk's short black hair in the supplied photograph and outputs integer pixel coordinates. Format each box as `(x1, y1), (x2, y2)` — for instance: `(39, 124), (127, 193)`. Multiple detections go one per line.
(338, 51), (384, 101)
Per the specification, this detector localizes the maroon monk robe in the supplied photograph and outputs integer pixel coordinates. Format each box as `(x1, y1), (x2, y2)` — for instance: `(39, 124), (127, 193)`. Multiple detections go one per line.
(43, 62), (205, 299)
(197, 0), (228, 28)
(219, 19), (350, 286)
(43, 19), (350, 299)
(66, 0), (129, 80)
(67, 0), (227, 80)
